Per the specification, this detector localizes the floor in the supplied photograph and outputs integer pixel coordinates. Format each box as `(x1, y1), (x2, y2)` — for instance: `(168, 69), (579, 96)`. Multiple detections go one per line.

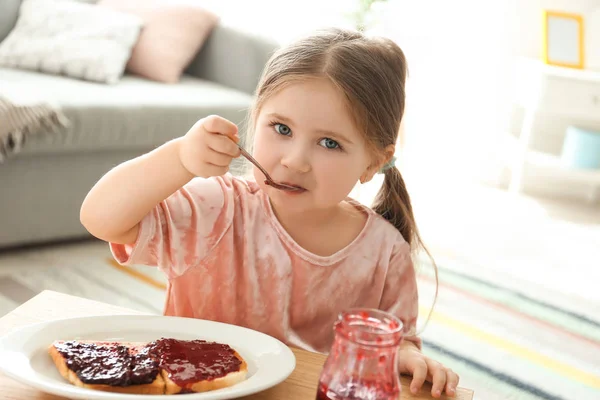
(0, 240), (166, 317)
(406, 174), (600, 322)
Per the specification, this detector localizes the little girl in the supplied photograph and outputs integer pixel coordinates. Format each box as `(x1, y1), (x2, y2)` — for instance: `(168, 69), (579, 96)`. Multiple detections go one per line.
(81, 28), (459, 398)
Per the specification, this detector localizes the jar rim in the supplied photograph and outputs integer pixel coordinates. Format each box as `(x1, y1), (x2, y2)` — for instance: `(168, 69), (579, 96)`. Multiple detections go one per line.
(335, 308), (403, 347)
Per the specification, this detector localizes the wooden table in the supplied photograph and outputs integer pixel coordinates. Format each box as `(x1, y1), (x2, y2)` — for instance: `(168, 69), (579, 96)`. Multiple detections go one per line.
(0, 291), (474, 400)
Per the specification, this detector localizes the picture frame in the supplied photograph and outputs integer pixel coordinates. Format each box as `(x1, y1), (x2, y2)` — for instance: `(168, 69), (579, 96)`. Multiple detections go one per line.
(542, 10), (585, 69)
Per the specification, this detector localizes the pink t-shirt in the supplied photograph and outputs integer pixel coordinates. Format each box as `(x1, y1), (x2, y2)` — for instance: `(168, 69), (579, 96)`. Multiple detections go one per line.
(110, 174), (420, 353)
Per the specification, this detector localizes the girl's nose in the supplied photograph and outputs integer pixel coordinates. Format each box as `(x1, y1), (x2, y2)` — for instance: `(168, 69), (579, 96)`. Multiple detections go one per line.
(281, 148), (311, 173)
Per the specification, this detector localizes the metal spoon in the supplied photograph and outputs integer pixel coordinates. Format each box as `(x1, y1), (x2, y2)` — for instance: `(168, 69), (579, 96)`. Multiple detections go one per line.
(235, 143), (300, 191)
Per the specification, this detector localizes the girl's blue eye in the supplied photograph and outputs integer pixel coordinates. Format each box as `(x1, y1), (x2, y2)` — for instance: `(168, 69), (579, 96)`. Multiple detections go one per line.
(275, 123), (291, 136)
(319, 138), (340, 150)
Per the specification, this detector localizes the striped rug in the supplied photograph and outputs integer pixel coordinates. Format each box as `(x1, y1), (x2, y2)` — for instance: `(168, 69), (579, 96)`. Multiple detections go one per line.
(416, 255), (600, 400)
(0, 240), (598, 399)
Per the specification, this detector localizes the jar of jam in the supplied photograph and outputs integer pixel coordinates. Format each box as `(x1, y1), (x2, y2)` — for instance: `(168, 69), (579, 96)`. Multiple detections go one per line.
(316, 308), (403, 400)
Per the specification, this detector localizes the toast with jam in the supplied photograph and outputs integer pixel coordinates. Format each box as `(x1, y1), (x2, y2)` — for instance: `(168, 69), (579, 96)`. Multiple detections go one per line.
(48, 338), (248, 395)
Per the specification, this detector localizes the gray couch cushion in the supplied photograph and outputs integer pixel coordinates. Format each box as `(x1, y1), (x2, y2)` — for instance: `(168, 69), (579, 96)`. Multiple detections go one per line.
(0, 67), (253, 156)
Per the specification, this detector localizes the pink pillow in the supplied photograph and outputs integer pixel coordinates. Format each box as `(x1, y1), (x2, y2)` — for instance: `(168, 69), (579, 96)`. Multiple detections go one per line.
(98, 0), (219, 83)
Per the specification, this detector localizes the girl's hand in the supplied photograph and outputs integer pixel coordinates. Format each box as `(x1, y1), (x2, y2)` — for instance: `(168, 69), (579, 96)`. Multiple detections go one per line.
(399, 343), (460, 398)
(179, 115), (241, 178)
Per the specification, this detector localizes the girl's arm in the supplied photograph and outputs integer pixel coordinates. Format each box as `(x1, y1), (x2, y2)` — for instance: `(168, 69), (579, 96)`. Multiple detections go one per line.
(80, 116), (240, 245)
(80, 138), (193, 245)
(383, 242), (459, 397)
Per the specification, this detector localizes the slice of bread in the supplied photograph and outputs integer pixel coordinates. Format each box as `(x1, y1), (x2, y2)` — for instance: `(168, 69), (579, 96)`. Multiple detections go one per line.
(162, 349), (248, 394)
(48, 339), (248, 395)
(49, 340), (164, 394)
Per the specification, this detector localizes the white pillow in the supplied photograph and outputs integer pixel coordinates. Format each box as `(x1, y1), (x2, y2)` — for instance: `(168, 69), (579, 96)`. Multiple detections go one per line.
(0, 0), (142, 84)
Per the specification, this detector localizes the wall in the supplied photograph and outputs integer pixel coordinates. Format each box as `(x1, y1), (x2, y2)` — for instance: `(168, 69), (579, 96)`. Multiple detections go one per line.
(509, 0), (600, 60)
(368, 0), (600, 201)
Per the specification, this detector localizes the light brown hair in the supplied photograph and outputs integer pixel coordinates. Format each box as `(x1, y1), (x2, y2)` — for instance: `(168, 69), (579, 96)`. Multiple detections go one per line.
(247, 28), (438, 321)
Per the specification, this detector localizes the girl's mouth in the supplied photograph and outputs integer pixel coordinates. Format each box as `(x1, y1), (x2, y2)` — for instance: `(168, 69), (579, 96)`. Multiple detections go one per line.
(282, 182), (305, 190)
(264, 180), (306, 192)
(277, 181), (306, 192)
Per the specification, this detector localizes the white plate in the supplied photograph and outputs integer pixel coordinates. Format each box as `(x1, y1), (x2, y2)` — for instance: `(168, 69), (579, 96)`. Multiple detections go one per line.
(0, 315), (296, 399)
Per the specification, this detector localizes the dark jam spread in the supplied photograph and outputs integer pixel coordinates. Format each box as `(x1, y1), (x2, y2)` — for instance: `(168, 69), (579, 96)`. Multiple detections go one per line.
(146, 338), (242, 386)
(54, 341), (159, 387)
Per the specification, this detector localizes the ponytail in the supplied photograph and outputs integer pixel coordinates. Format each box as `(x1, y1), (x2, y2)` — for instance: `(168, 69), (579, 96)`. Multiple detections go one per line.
(372, 165), (438, 333)
(372, 166), (415, 247)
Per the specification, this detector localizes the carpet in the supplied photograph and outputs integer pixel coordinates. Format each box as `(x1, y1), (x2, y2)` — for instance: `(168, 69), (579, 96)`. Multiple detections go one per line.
(416, 255), (600, 400)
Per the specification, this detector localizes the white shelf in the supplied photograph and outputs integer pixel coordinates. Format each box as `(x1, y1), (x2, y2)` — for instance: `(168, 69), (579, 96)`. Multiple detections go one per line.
(509, 58), (600, 196)
(525, 151), (600, 185)
(516, 57), (600, 83)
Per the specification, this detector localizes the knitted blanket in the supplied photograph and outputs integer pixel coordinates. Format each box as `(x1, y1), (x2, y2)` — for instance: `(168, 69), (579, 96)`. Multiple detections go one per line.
(0, 90), (69, 163)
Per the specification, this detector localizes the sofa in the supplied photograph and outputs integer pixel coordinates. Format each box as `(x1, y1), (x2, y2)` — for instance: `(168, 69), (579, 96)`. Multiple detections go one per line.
(0, 0), (279, 249)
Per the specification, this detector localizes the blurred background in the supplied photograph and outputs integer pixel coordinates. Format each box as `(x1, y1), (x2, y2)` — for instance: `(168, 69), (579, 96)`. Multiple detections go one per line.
(0, 0), (599, 399)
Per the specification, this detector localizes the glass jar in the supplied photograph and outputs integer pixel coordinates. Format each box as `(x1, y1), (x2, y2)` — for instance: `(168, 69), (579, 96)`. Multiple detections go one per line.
(316, 308), (403, 400)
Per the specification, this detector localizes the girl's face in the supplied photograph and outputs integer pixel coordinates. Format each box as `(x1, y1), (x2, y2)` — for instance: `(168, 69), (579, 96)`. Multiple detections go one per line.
(252, 78), (380, 215)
